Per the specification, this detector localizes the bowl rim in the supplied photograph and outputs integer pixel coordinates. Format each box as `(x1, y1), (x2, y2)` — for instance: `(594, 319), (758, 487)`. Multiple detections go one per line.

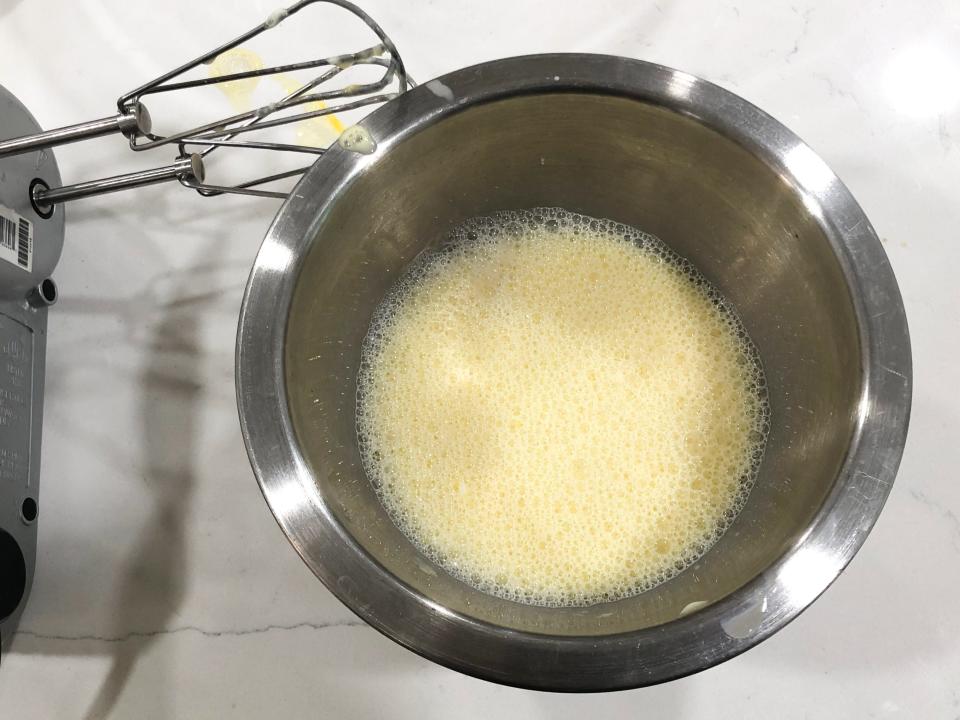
(235, 53), (912, 691)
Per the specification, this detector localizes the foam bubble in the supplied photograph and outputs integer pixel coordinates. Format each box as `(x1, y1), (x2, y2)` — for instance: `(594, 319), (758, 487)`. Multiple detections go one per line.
(356, 208), (769, 607)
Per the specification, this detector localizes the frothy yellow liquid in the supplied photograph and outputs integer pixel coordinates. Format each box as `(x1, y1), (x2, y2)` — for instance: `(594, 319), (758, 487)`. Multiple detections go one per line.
(358, 210), (768, 607)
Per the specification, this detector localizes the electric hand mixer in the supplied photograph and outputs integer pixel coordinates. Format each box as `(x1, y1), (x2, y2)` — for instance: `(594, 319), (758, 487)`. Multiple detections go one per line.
(0, 0), (410, 655)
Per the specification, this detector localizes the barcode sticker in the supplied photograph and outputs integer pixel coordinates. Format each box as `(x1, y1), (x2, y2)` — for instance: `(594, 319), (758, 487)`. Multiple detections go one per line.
(0, 205), (32, 272)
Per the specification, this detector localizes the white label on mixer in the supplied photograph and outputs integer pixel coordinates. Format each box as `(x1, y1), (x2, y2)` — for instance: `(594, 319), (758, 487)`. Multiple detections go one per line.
(0, 204), (32, 272)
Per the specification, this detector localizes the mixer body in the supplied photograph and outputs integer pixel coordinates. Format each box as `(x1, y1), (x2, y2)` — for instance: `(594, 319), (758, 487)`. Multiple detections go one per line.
(0, 85), (63, 657)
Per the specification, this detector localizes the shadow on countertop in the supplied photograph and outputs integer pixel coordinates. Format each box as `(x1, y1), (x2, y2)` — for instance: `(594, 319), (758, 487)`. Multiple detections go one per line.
(80, 278), (200, 718)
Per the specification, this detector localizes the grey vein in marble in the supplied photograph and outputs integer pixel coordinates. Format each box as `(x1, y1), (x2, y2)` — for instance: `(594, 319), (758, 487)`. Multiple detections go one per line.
(910, 489), (960, 550)
(786, 6), (813, 61)
(938, 115), (955, 153)
(812, 72), (866, 111)
(15, 620), (368, 644)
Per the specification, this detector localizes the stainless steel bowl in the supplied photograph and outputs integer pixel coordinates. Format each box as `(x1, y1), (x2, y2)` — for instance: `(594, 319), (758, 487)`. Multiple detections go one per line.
(236, 54), (911, 690)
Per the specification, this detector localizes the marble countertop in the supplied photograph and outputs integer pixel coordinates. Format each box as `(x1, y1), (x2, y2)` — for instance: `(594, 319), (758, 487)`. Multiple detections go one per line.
(1, 0), (957, 717)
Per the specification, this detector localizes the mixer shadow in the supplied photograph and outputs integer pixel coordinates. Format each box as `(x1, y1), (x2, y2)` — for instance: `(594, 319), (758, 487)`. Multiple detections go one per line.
(78, 229), (231, 718)
(0, 0), (25, 22)
(80, 313), (196, 719)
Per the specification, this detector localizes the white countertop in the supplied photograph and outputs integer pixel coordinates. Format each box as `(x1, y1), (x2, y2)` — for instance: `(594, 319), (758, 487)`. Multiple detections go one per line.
(1, 0), (958, 717)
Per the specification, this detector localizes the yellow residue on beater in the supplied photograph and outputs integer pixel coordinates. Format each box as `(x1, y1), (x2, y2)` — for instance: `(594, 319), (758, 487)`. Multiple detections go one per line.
(208, 49), (264, 111)
(275, 75), (345, 146)
(207, 48), (344, 147)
